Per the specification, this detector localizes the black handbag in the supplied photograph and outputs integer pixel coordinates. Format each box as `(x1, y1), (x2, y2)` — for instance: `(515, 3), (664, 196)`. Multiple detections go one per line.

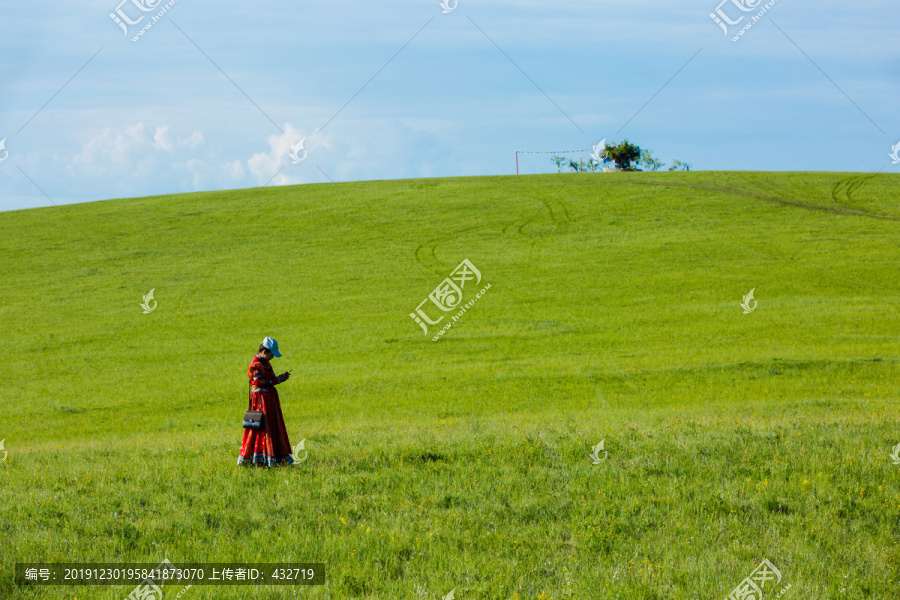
(243, 380), (265, 429)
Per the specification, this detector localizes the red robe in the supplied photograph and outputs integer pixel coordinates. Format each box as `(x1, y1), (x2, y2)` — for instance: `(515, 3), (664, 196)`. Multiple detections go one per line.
(237, 354), (293, 467)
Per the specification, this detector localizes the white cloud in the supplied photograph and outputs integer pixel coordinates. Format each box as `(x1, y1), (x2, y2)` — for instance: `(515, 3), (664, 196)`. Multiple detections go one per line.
(185, 158), (206, 189)
(245, 122), (309, 185)
(71, 123), (150, 175)
(225, 159), (245, 179)
(67, 123), (210, 190)
(153, 126), (203, 152)
(153, 125), (174, 152)
(182, 131), (204, 149)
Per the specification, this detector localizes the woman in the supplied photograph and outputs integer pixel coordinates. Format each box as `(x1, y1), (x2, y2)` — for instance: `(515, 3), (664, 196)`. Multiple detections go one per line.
(237, 337), (294, 467)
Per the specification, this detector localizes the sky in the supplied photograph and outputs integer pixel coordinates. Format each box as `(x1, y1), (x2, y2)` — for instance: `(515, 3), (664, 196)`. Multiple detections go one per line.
(0, 0), (898, 212)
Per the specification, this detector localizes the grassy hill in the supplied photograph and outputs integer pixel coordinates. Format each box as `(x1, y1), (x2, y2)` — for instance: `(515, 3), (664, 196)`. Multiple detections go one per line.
(1, 171), (898, 599)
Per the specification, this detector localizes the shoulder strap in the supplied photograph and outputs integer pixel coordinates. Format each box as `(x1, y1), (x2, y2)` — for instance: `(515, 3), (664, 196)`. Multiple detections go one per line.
(248, 378), (252, 410)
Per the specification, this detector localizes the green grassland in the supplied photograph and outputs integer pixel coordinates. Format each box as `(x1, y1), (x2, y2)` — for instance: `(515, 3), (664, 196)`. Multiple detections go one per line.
(0, 171), (898, 599)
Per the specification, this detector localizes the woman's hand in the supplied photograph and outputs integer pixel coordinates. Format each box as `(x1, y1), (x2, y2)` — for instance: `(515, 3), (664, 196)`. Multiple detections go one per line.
(280, 371), (291, 381)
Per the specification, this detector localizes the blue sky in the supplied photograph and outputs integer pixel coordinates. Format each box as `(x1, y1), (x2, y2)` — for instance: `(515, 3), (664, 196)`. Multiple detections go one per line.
(1, 0), (898, 211)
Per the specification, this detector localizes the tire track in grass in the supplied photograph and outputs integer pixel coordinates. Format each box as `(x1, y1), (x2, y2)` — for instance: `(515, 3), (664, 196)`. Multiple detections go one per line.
(831, 174), (872, 205)
(413, 223), (485, 272)
(414, 194), (572, 271)
(540, 196), (571, 230)
(829, 173), (894, 217)
(634, 178), (900, 221)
